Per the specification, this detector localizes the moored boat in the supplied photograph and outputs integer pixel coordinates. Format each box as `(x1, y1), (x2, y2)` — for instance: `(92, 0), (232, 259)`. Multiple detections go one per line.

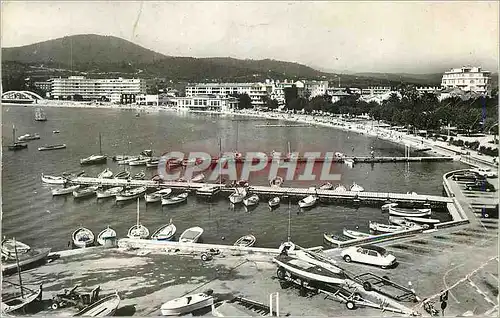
(52, 184), (80, 196)
(127, 198), (149, 239)
(116, 186), (147, 202)
(2, 239), (30, 254)
(404, 216), (441, 225)
(191, 173), (205, 183)
(73, 186), (98, 198)
(369, 221), (410, 233)
(333, 184), (347, 192)
(145, 188), (172, 203)
(97, 168), (113, 179)
(298, 195), (318, 209)
(243, 194), (259, 207)
(117, 157), (138, 165)
(270, 176), (284, 188)
(179, 226), (204, 243)
(381, 202), (398, 212)
(388, 206), (432, 217)
(160, 292), (213, 316)
(80, 154), (107, 165)
(343, 228), (373, 239)
(114, 170), (131, 179)
(7, 125), (28, 151)
(74, 292), (120, 317)
(41, 173), (67, 184)
(2, 247), (51, 274)
(344, 158), (354, 167)
(132, 171), (145, 180)
(268, 196), (281, 208)
(129, 157), (150, 166)
(228, 188), (247, 204)
(234, 235), (256, 247)
(18, 133), (40, 141)
(38, 144), (67, 151)
(151, 221), (176, 241)
(319, 182), (333, 190)
(97, 226), (117, 246)
(96, 186), (123, 199)
(72, 227), (95, 248)
(161, 192), (188, 205)
(350, 182), (364, 192)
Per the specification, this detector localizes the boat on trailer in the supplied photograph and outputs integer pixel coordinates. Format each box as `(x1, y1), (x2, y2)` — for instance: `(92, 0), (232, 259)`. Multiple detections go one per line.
(234, 235), (256, 247)
(388, 206), (431, 218)
(74, 292), (120, 317)
(160, 292), (214, 316)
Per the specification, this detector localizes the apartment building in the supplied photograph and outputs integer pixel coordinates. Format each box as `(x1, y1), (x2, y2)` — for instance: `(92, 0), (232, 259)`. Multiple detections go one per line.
(185, 82), (272, 107)
(361, 86), (392, 96)
(441, 66), (491, 93)
(174, 95), (239, 112)
(294, 80), (329, 99)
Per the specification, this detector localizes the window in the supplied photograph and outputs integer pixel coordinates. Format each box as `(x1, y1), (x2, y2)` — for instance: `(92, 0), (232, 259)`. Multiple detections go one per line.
(368, 250), (378, 257)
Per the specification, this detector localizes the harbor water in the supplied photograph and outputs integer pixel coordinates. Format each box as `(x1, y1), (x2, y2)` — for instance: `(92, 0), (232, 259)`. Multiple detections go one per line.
(2, 106), (469, 250)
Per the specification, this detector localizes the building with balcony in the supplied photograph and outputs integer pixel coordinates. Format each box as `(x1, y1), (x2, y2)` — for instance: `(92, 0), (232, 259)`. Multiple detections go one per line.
(361, 86), (392, 96)
(50, 76), (146, 101)
(441, 66), (491, 93)
(185, 82), (272, 107)
(173, 95), (239, 112)
(294, 80), (329, 99)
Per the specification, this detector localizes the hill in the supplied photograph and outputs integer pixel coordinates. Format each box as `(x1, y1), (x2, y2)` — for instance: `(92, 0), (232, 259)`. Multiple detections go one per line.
(353, 72), (444, 86)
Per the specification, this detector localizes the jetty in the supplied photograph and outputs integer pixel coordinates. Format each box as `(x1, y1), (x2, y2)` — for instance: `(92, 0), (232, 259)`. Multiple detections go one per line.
(68, 177), (452, 207)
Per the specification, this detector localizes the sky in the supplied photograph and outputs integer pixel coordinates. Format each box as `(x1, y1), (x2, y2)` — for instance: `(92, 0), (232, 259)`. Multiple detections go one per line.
(1, 1), (499, 73)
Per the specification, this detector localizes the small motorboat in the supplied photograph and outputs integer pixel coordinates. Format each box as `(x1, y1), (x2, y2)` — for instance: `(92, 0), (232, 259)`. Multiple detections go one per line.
(269, 176), (284, 188)
(342, 228), (373, 239)
(96, 186), (123, 199)
(74, 292), (120, 317)
(72, 227), (95, 248)
(132, 171), (146, 180)
(350, 182), (364, 192)
(243, 194), (259, 207)
(234, 235), (256, 247)
(229, 188), (247, 204)
(404, 216), (441, 225)
(117, 157), (138, 165)
(179, 226), (204, 243)
(53, 130), (60, 134)
(73, 186), (98, 198)
(388, 206), (432, 218)
(129, 158), (150, 166)
(151, 222), (176, 241)
(8, 142), (28, 151)
(145, 188), (172, 203)
(97, 168), (113, 179)
(407, 191), (418, 195)
(2, 239), (30, 254)
(128, 198), (149, 239)
(268, 196), (281, 208)
(80, 154), (107, 165)
(97, 227), (117, 246)
(114, 170), (131, 179)
(160, 292), (214, 316)
(381, 202), (398, 212)
(319, 182), (333, 190)
(41, 173), (67, 185)
(38, 144), (67, 151)
(191, 173), (205, 183)
(116, 186), (147, 202)
(18, 133), (40, 141)
(52, 184), (80, 196)
(161, 192), (188, 205)
(369, 221), (410, 233)
(333, 184), (347, 192)
(298, 195), (318, 209)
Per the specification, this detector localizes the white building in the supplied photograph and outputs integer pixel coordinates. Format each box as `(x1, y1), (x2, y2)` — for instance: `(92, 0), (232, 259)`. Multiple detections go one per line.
(50, 76), (146, 101)
(267, 79), (295, 105)
(294, 80), (329, 99)
(173, 95), (239, 112)
(361, 86), (392, 96)
(185, 82), (272, 107)
(136, 94), (159, 106)
(441, 66), (491, 93)
(416, 86), (441, 94)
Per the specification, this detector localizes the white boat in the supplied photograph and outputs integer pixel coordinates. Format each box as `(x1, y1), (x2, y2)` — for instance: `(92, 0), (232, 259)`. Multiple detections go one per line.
(73, 186), (98, 198)
(72, 227), (95, 248)
(160, 293), (214, 316)
(234, 235), (256, 247)
(229, 188), (247, 204)
(243, 194), (259, 207)
(269, 176), (284, 188)
(97, 227), (117, 246)
(404, 216), (441, 225)
(343, 228), (373, 239)
(96, 186), (123, 199)
(388, 206), (432, 217)
(52, 184), (80, 196)
(151, 222), (176, 241)
(191, 173), (205, 183)
(17, 133), (40, 141)
(350, 182), (364, 192)
(333, 184), (347, 192)
(80, 154), (107, 165)
(319, 182), (333, 190)
(268, 197), (281, 208)
(129, 158), (150, 166)
(2, 239), (30, 254)
(116, 186), (147, 202)
(298, 195), (318, 208)
(344, 158), (354, 167)
(146, 159), (159, 168)
(114, 170), (131, 179)
(381, 202), (398, 211)
(117, 157), (138, 165)
(179, 226), (204, 243)
(127, 198), (149, 239)
(38, 144), (67, 151)
(97, 168), (113, 179)
(132, 171), (146, 180)
(407, 191), (418, 195)
(369, 221), (408, 233)
(161, 192), (188, 205)
(145, 188), (172, 203)
(41, 173), (67, 184)
(74, 292), (120, 317)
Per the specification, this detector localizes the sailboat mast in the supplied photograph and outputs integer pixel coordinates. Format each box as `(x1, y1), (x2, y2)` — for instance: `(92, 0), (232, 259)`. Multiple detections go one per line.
(287, 197), (291, 242)
(14, 238), (25, 297)
(99, 133), (102, 155)
(219, 138), (222, 185)
(136, 197), (140, 226)
(236, 121), (239, 151)
(12, 125), (15, 143)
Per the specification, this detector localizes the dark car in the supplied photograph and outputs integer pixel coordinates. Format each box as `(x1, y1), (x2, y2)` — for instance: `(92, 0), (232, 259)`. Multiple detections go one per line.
(480, 204), (499, 218)
(465, 180), (496, 192)
(452, 171), (485, 182)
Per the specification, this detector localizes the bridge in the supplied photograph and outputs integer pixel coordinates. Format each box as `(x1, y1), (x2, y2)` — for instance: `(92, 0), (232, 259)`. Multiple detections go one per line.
(2, 90), (45, 104)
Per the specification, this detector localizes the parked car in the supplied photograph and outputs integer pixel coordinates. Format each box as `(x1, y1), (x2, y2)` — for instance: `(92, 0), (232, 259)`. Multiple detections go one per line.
(480, 204), (499, 218)
(451, 171), (485, 182)
(340, 245), (396, 269)
(465, 180), (496, 192)
(471, 167), (498, 178)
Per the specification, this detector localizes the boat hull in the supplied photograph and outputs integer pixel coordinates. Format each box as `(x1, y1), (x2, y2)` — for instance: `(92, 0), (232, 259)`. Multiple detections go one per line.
(38, 144), (66, 151)
(179, 227), (203, 243)
(2, 248), (51, 274)
(273, 255), (347, 285)
(151, 224), (176, 241)
(74, 293), (120, 317)
(1, 287), (42, 313)
(160, 295), (213, 316)
(97, 228), (117, 246)
(72, 228), (95, 248)
(80, 156), (107, 165)
(52, 185), (80, 196)
(41, 174), (67, 185)
(388, 207), (431, 218)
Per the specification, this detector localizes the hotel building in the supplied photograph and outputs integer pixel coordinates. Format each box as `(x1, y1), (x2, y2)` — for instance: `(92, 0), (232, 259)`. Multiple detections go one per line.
(441, 66), (491, 93)
(185, 82), (272, 107)
(173, 95), (239, 112)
